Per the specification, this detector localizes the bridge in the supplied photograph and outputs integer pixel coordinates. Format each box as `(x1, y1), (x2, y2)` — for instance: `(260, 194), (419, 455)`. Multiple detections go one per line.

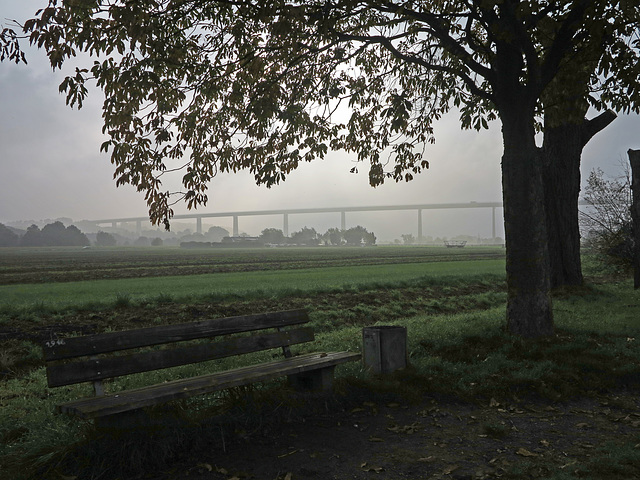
(91, 201), (505, 241)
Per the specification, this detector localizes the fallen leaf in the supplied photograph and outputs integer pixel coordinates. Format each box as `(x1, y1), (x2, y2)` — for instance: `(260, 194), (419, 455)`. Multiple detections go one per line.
(368, 436), (385, 442)
(489, 398), (500, 407)
(576, 422), (589, 429)
(360, 462), (384, 473)
(197, 463), (213, 472)
(283, 473), (293, 480)
(418, 456), (436, 462)
(387, 422), (422, 434)
(442, 464), (459, 474)
(387, 402), (400, 408)
(540, 439), (550, 447)
(278, 449), (298, 458)
(516, 448), (539, 457)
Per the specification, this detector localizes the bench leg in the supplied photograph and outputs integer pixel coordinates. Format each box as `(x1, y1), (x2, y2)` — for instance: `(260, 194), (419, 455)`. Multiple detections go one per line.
(288, 366), (335, 392)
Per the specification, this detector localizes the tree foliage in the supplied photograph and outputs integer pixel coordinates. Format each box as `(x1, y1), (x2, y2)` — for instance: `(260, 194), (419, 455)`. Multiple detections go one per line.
(96, 230), (117, 246)
(259, 228), (286, 245)
(581, 167), (633, 268)
(0, 224), (20, 247)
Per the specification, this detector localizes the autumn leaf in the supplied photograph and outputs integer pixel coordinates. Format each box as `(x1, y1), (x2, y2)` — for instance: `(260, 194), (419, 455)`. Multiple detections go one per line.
(516, 448), (539, 457)
(442, 464), (459, 474)
(361, 462), (384, 473)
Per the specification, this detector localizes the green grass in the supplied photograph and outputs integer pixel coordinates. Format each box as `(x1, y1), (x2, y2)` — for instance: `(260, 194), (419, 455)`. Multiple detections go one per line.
(2, 247), (640, 480)
(0, 259), (506, 310)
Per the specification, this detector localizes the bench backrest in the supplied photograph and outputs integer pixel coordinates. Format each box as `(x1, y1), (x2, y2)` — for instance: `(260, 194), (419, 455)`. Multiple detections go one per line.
(43, 309), (311, 390)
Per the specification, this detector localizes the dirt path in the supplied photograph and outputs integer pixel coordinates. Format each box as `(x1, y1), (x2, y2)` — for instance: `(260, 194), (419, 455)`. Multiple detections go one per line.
(151, 391), (640, 480)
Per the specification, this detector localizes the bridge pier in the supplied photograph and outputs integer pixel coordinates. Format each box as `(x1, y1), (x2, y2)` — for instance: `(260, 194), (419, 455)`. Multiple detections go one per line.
(232, 216), (239, 236)
(341, 211), (346, 231)
(418, 209), (423, 244)
(283, 213), (289, 237)
(196, 217), (202, 234)
(492, 207), (496, 243)
(136, 220), (141, 237)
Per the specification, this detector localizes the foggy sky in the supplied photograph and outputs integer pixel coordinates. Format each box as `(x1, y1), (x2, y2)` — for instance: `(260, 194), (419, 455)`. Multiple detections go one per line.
(1, 2), (639, 241)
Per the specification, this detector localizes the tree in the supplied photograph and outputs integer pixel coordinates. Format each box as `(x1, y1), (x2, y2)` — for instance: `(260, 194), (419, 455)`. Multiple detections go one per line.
(323, 228), (343, 246)
(206, 226), (230, 242)
(290, 227), (319, 246)
(96, 230), (117, 246)
(344, 226), (376, 246)
(134, 236), (150, 246)
(8, 1), (640, 337)
(401, 234), (415, 245)
(259, 228), (286, 245)
(581, 167), (633, 268)
(151, 237), (163, 246)
(0, 224), (19, 247)
(20, 224), (43, 247)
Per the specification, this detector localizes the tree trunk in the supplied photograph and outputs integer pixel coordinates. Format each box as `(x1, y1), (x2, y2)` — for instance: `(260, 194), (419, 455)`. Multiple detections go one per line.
(629, 149), (640, 289)
(542, 122), (584, 288)
(501, 105), (554, 338)
(542, 110), (616, 288)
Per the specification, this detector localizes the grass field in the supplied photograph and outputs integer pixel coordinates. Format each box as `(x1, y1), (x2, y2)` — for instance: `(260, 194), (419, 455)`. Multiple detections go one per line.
(1, 245), (640, 480)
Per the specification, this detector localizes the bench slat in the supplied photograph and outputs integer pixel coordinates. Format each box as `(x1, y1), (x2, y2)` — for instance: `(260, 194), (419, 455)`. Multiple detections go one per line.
(47, 327), (315, 387)
(43, 309), (309, 361)
(57, 351), (362, 419)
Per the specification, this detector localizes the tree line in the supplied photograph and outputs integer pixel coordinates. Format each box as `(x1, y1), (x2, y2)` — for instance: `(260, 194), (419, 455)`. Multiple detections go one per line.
(259, 226), (375, 246)
(0, 221), (89, 247)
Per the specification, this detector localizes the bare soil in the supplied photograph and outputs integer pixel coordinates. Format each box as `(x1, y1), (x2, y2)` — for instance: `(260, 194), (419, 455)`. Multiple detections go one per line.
(148, 390), (640, 480)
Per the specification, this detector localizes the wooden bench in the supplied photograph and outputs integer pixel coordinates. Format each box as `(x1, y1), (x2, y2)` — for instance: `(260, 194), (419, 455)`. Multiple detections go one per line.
(42, 309), (360, 424)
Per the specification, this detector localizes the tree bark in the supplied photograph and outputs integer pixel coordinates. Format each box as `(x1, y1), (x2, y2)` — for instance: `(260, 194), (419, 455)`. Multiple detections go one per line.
(542, 110), (616, 288)
(629, 149), (640, 289)
(501, 103), (554, 338)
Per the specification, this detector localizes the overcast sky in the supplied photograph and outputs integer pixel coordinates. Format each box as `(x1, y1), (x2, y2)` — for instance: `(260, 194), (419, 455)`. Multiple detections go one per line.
(1, 2), (639, 241)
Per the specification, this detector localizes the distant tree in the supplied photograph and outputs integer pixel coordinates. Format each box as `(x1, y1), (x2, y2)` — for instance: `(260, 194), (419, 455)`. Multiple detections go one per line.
(39, 221), (89, 246)
(41, 221), (67, 246)
(323, 228), (343, 246)
(20, 224), (43, 247)
(290, 227), (318, 246)
(259, 228), (286, 245)
(151, 237), (163, 246)
(401, 234), (415, 245)
(134, 236), (151, 246)
(344, 226), (376, 246)
(65, 224), (90, 246)
(206, 226), (230, 242)
(0, 224), (19, 247)
(96, 231), (117, 247)
(581, 168), (633, 269)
